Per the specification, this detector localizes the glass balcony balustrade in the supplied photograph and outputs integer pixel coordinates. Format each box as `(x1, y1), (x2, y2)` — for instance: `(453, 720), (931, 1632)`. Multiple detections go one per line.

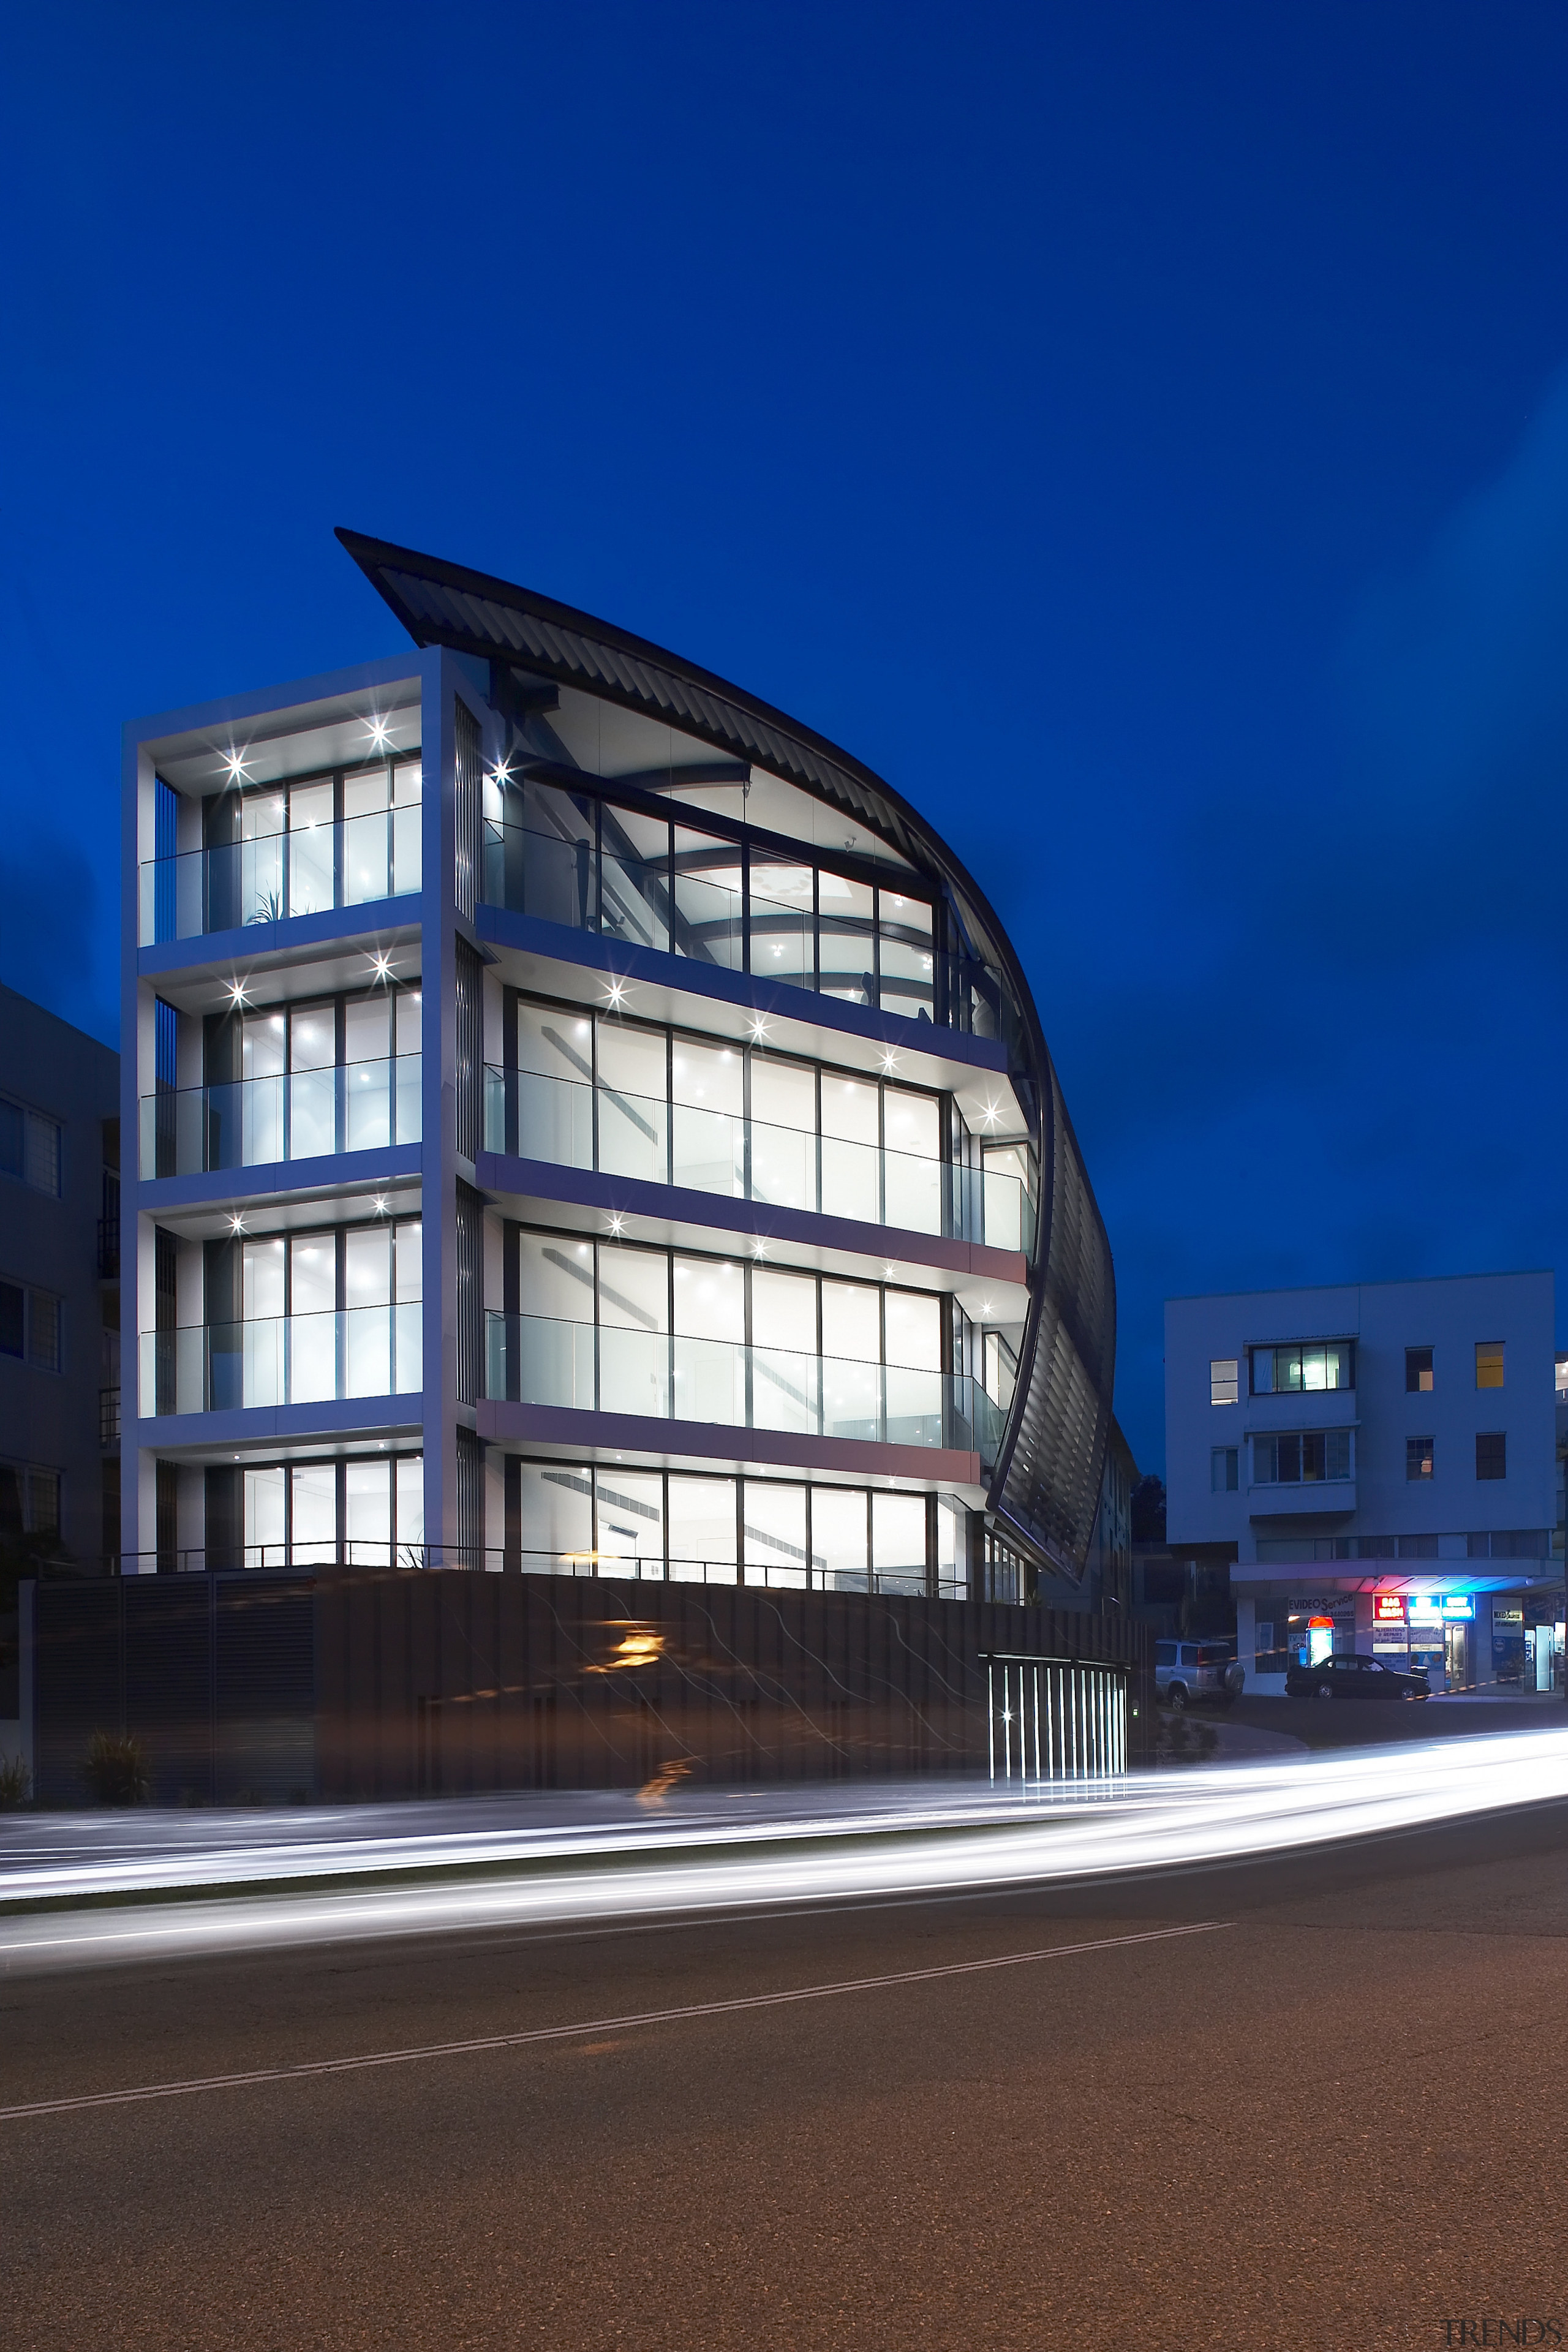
(484, 1310), (1006, 1463)
(482, 1065), (1035, 1252)
(480, 817), (1012, 1041)
(140, 1056), (421, 1178)
(139, 801), (421, 944)
(139, 1305), (421, 1415)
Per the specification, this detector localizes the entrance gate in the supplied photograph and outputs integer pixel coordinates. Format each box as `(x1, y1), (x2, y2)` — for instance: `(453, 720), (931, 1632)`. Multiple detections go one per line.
(985, 1654), (1128, 1782)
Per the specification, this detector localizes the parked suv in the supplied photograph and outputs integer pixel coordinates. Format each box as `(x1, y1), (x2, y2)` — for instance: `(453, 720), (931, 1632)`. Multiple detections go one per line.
(1155, 1640), (1245, 1710)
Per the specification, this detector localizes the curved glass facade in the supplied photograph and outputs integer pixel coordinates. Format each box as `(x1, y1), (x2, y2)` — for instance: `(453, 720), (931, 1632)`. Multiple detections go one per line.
(341, 532), (1117, 1582)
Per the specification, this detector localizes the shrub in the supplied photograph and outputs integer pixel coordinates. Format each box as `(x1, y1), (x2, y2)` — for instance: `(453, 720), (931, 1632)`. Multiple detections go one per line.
(1155, 1708), (1219, 1768)
(84, 1731), (150, 1806)
(0, 1752), (31, 1808)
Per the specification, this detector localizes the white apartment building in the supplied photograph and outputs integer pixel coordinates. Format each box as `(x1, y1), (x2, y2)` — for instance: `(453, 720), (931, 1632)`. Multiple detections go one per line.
(1166, 1273), (1563, 1693)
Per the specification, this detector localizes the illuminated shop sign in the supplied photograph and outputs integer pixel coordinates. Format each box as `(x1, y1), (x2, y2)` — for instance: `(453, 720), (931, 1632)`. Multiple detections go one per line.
(1441, 1595), (1475, 1621)
(1406, 1597), (1444, 1626)
(1372, 1593), (1406, 1624)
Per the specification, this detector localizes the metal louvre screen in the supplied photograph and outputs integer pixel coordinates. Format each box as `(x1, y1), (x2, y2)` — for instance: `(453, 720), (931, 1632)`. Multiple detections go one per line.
(454, 1179), (483, 1405)
(454, 1427), (484, 1570)
(454, 935), (481, 1161)
(995, 1064), (1116, 1575)
(986, 1656), (1126, 1782)
(454, 695), (481, 919)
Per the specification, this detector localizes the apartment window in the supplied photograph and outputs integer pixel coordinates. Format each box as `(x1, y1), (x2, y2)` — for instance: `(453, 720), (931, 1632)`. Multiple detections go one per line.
(0, 1463), (60, 1537)
(508, 1457), (948, 1595)
(1253, 1430), (1352, 1485)
(239, 1452), (424, 1570)
(1406, 1436), (1434, 1482)
(1250, 1341), (1354, 1394)
(1210, 1358), (1238, 1406)
(1406, 1347), (1434, 1393)
(1476, 1431), (1506, 1481)
(1210, 1446), (1238, 1493)
(508, 993), (981, 1238)
(0, 1097), (62, 1196)
(0, 1280), (61, 1371)
(1475, 1342), (1504, 1390)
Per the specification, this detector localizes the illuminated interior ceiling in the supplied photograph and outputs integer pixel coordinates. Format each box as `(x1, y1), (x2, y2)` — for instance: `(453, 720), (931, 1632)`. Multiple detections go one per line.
(338, 528), (1117, 1576)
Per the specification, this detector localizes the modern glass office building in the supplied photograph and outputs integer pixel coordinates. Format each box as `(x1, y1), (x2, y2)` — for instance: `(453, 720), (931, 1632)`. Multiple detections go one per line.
(121, 534), (1116, 1603)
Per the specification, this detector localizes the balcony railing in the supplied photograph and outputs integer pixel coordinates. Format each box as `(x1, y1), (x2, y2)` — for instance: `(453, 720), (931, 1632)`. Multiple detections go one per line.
(96, 1216), (120, 1278)
(483, 1065), (1035, 1253)
(139, 1305), (422, 1416)
(105, 1544), (965, 1594)
(140, 1057), (421, 1178)
(99, 1385), (120, 1445)
(484, 1310), (1005, 1463)
(138, 806), (421, 944)
(481, 818), (1014, 1041)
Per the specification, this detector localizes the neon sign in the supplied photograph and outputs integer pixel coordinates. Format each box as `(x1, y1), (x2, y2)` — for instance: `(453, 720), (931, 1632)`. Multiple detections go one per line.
(1373, 1593), (1406, 1624)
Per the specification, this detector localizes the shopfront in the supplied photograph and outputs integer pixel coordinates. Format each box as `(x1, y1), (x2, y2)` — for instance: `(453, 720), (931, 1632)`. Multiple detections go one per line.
(1236, 1570), (1566, 1695)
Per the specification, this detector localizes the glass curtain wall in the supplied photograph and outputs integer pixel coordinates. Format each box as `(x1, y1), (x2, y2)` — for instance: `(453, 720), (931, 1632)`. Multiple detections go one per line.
(141, 755), (422, 943)
(241, 1452), (424, 1568)
(508, 1457), (966, 1595)
(494, 997), (1015, 1243)
(481, 776), (997, 1031)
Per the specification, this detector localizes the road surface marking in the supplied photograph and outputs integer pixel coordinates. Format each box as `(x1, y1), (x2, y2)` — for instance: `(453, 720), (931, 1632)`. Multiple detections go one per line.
(0, 1919), (1231, 2122)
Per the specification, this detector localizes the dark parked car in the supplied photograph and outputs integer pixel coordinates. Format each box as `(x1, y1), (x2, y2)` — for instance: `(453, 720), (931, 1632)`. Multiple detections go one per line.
(1284, 1652), (1430, 1701)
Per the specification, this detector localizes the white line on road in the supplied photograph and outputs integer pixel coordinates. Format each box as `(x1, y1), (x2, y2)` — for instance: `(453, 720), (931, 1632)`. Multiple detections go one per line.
(0, 1920), (1231, 2123)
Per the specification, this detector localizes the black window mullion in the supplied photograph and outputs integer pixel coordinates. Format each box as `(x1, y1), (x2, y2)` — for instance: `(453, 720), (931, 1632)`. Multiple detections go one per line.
(336, 1460), (347, 1567)
(334, 995), (347, 1156)
(333, 771), (344, 908)
(592, 1242), (601, 1413)
(502, 984), (518, 1158)
(335, 1229), (347, 1403)
(590, 1011), (600, 1173)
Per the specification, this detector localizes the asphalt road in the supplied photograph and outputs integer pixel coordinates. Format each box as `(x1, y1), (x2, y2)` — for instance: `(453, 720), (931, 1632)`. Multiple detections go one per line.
(4, 1800), (1567, 2350)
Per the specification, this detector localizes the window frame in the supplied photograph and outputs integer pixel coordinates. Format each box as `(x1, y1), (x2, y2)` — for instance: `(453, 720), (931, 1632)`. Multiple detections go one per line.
(1248, 1340), (1356, 1396)
(0, 1277), (62, 1372)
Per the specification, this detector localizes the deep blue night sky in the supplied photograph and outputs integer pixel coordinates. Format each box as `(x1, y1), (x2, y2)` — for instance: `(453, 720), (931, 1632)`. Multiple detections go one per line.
(4, 2), (1566, 1473)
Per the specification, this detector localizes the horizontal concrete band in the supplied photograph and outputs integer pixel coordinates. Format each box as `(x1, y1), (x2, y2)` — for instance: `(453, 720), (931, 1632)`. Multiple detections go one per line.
(136, 1396), (424, 1454)
(477, 1150), (1027, 1286)
(476, 1398), (984, 1487)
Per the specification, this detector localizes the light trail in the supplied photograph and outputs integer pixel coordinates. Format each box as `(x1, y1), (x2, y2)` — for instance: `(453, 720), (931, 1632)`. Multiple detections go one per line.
(2, 1729), (1564, 1977)
(0, 1922), (1231, 2122)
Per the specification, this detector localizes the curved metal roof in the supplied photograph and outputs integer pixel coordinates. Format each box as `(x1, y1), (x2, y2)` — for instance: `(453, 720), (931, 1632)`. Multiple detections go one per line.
(338, 528), (1116, 1575)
